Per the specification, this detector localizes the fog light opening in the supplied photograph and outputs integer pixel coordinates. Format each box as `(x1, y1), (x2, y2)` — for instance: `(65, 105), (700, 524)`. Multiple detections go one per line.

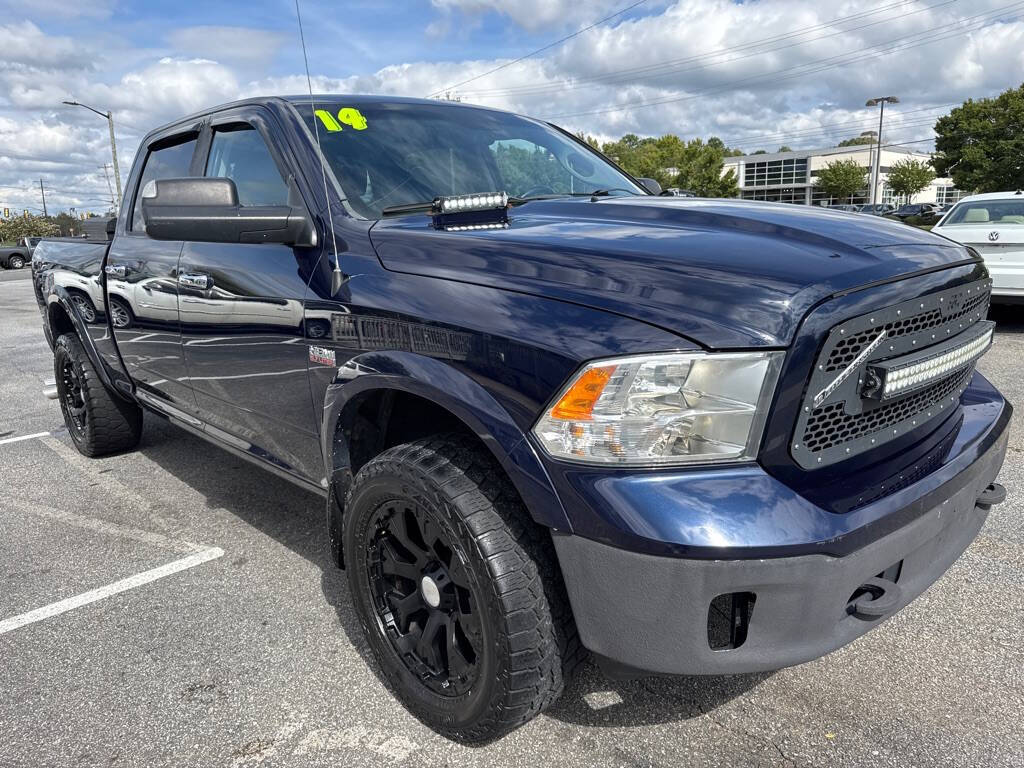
(707, 591), (756, 651)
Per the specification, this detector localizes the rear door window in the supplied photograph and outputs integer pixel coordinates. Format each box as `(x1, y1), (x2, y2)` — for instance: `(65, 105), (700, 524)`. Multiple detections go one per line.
(205, 126), (289, 206)
(131, 137), (198, 232)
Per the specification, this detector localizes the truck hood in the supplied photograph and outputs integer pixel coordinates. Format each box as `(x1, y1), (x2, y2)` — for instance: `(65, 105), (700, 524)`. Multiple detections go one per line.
(369, 197), (978, 348)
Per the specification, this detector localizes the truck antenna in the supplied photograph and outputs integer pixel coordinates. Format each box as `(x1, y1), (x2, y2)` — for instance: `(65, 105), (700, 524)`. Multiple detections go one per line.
(294, 0), (344, 296)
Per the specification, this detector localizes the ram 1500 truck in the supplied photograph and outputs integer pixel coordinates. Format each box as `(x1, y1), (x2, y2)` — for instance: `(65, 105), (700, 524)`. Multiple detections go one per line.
(33, 96), (1010, 742)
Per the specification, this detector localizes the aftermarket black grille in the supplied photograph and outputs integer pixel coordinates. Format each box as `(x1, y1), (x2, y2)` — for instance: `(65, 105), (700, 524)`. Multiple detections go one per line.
(822, 288), (989, 372)
(801, 365), (973, 452)
(791, 278), (992, 469)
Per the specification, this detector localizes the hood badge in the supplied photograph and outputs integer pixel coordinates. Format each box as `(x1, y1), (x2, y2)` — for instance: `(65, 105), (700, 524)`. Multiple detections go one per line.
(813, 330), (887, 408)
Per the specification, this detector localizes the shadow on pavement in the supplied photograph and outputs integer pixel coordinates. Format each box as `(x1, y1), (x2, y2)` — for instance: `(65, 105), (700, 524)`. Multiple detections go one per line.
(989, 303), (1023, 334)
(137, 417), (765, 740)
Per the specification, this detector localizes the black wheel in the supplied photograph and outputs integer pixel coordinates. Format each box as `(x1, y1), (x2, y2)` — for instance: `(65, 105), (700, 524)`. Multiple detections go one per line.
(8, 254), (25, 269)
(70, 293), (97, 323)
(305, 318), (330, 339)
(108, 297), (133, 329)
(343, 434), (582, 742)
(54, 333), (142, 457)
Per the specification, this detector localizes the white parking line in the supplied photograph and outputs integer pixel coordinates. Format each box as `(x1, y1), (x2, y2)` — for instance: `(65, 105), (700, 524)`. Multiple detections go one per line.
(0, 431), (51, 446)
(0, 547), (224, 636)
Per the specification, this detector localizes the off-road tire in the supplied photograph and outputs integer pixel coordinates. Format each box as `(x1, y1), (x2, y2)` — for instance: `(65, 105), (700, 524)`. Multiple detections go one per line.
(343, 434), (583, 743)
(54, 333), (142, 457)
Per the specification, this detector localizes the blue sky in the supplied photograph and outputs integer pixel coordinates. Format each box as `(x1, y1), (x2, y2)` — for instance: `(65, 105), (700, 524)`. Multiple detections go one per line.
(1, 0), (1021, 214)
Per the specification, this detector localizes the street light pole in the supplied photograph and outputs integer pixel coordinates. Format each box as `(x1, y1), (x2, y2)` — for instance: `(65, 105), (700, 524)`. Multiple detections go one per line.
(865, 96), (899, 207)
(62, 100), (123, 210)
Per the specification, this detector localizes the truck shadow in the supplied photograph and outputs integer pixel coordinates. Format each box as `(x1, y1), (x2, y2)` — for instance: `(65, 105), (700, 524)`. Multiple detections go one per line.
(137, 418), (768, 737)
(989, 303), (1024, 334)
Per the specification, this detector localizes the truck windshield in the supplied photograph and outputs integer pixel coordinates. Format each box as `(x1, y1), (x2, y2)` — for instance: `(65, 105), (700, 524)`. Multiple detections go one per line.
(296, 100), (644, 219)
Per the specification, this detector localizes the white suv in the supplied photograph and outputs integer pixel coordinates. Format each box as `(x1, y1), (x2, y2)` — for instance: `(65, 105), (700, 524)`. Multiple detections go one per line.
(933, 191), (1024, 301)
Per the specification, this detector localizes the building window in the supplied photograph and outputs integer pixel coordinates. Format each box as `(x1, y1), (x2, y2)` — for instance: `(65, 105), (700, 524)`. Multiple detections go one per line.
(741, 187), (807, 204)
(936, 185), (968, 205)
(743, 158), (808, 187)
(810, 187), (869, 207)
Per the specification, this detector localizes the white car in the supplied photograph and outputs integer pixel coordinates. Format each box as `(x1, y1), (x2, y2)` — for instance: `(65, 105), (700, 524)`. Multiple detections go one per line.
(933, 191), (1024, 301)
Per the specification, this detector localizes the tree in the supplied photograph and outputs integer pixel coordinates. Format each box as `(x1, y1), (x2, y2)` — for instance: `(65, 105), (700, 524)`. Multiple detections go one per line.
(816, 159), (867, 202)
(933, 84), (1024, 193)
(0, 213), (59, 244)
(670, 138), (739, 197)
(886, 159), (935, 202)
(838, 132), (877, 147)
(777, 145), (793, 153)
(574, 131), (600, 150)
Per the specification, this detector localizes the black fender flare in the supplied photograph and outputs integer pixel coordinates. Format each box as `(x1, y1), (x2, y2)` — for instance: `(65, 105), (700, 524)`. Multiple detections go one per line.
(45, 287), (133, 400)
(320, 350), (572, 566)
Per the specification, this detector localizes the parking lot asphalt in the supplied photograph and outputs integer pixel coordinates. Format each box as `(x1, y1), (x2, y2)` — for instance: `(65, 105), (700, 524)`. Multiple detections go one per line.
(1, 275), (1022, 768)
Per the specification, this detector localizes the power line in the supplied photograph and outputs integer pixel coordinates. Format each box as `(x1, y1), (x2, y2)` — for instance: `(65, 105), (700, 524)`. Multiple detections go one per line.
(463, 0), (938, 99)
(426, 0), (651, 98)
(545, 1), (1024, 120)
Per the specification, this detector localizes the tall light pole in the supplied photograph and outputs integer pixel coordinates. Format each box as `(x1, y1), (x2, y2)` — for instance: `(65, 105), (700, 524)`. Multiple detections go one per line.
(865, 96), (899, 207)
(62, 100), (122, 211)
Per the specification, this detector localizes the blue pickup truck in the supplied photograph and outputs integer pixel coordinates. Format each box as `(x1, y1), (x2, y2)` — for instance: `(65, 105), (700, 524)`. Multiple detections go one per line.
(32, 95), (1009, 742)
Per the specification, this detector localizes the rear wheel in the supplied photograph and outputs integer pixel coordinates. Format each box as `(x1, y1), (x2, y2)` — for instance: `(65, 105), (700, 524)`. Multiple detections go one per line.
(8, 254), (25, 269)
(343, 434), (581, 742)
(54, 333), (142, 457)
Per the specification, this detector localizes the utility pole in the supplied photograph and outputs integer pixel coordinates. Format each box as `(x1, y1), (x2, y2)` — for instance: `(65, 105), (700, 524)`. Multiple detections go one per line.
(39, 179), (48, 217)
(865, 96), (899, 207)
(100, 164), (115, 209)
(62, 100), (122, 211)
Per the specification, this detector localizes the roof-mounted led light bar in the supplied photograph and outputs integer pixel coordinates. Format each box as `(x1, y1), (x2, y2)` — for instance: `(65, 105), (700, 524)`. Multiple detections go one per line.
(865, 322), (994, 401)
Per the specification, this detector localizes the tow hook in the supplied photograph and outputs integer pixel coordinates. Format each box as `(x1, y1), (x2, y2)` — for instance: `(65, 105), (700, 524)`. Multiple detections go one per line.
(848, 577), (902, 620)
(976, 483), (1007, 511)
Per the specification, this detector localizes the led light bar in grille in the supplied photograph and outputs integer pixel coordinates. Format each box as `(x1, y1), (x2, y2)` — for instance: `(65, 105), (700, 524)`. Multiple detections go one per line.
(874, 325), (993, 400)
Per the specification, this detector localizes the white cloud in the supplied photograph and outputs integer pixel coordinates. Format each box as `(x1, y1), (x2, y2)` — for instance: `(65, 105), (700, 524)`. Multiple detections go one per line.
(431, 0), (626, 31)
(167, 26), (287, 68)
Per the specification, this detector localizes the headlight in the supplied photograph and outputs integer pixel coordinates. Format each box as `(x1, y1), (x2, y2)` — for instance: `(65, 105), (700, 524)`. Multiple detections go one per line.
(532, 351), (784, 466)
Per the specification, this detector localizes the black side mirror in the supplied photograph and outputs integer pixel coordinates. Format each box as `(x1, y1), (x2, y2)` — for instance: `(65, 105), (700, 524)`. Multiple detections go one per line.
(141, 176), (317, 247)
(636, 177), (662, 195)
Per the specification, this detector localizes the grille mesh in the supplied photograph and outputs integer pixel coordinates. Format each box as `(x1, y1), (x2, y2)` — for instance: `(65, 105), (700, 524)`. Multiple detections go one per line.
(801, 365), (973, 452)
(823, 290), (989, 372)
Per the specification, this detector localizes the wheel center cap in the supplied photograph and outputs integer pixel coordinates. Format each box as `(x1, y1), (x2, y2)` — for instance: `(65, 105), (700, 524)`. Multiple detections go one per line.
(420, 576), (441, 608)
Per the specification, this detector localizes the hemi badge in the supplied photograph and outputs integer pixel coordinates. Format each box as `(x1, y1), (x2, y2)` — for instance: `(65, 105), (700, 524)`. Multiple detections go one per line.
(309, 345), (336, 366)
(813, 329), (887, 408)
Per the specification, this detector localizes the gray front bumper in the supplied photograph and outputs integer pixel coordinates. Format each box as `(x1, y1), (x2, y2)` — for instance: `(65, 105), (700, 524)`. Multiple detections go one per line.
(553, 427), (1007, 676)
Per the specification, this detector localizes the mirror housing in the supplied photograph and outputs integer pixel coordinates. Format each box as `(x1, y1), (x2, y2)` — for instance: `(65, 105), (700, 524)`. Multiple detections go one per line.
(636, 177), (662, 195)
(141, 176), (317, 247)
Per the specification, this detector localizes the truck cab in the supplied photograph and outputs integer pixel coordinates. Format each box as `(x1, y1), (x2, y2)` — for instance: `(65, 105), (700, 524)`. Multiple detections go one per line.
(32, 95), (1010, 743)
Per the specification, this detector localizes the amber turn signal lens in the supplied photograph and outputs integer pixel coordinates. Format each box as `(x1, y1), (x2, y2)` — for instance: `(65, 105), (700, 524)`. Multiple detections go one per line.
(550, 365), (615, 420)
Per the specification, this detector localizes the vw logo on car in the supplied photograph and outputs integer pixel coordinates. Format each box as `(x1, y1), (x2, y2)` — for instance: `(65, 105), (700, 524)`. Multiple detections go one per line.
(989, 231), (1000, 242)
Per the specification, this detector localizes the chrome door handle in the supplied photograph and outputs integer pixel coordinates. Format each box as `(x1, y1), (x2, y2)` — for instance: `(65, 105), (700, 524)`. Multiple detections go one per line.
(104, 264), (128, 278)
(178, 273), (212, 290)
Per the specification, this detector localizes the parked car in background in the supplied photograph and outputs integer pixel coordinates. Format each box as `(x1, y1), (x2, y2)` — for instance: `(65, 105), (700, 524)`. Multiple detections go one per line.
(932, 191), (1024, 301)
(0, 236), (41, 269)
(663, 187), (696, 197)
(830, 204), (862, 212)
(859, 203), (895, 216)
(892, 202), (941, 219)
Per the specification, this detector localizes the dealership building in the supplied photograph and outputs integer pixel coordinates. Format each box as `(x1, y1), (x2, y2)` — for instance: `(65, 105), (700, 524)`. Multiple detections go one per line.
(721, 144), (967, 207)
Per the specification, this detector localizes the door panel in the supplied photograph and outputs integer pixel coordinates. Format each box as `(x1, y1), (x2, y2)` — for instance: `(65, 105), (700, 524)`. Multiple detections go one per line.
(179, 117), (322, 482)
(109, 134), (198, 411)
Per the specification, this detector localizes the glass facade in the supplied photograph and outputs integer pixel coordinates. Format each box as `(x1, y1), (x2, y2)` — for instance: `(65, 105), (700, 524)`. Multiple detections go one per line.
(743, 158), (808, 187)
(936, 185), (969, 205)
(740, 187), (807, 203)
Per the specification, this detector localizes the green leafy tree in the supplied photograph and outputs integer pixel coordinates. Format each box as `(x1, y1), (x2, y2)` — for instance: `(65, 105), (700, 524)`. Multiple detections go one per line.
(816, 159), (867, 202)
(886, 159), (935, 201)
(837, 133), (877, 147)
(778, 145), (793, 153)
(0, 213), (59, 244)
(574, 131), (601, 149)
(671, 138), (739, 197)
(933, 84), (1024, 193)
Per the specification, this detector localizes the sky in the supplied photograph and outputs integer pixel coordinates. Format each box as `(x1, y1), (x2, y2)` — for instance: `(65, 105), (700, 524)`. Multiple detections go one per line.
(1, 0), (1022, 215)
